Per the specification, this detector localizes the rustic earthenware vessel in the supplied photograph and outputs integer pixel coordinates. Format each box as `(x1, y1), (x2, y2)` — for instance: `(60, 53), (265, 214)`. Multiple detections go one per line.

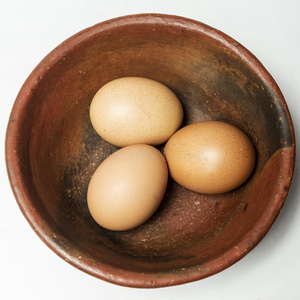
(6, 14), (295, 287)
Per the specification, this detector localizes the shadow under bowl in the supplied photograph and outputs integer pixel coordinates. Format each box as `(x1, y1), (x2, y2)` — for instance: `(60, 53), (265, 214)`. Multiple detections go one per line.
(5, 14), (295, 288)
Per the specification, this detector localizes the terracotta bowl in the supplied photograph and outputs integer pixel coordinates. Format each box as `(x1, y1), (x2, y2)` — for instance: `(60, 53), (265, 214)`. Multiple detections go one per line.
(6, 14), (295, 288)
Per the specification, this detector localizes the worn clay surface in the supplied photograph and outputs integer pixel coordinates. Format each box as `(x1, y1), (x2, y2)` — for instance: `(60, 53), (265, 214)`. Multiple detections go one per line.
(6, 14), (295, 288)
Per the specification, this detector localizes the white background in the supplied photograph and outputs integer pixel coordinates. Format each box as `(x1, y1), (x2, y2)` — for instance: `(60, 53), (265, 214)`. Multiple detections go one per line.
(1, 0), (300, 299)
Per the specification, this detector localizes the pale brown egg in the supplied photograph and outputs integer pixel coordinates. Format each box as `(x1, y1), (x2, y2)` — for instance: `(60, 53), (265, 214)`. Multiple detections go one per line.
(164, 121), (256, 194)
(87, 144), (168, 231)
(89, 77), (183, 147)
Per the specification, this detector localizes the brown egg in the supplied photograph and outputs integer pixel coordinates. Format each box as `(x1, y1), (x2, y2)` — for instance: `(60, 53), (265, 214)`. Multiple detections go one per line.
(89, 77), (183, 147)
(87, 144), (168, 231)
(164, 121), (256, 194)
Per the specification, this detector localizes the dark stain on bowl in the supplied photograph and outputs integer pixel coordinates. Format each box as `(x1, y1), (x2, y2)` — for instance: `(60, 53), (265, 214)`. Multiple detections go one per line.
(6, 14), (295, 288)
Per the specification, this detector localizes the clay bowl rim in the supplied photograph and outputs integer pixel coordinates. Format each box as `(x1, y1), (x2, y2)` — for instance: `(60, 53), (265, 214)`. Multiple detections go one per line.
(5, 13), (296, 288)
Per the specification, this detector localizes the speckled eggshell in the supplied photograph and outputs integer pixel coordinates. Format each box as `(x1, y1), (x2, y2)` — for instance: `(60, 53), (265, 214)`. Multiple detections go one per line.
(89, 77), (183, 147)
(87, 144), (169, 231)
(164, 121), (256, 194)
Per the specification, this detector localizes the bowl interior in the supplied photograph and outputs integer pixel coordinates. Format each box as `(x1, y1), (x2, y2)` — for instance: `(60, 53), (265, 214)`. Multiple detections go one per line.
(7, 14), (295, 287)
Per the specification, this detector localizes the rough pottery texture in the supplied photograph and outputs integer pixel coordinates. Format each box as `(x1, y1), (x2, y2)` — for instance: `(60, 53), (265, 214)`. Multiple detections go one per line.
(6, 14), (295, 288)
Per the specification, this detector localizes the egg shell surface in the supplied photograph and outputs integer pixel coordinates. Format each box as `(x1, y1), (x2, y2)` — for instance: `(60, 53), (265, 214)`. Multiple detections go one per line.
(87, 144), (169, 231)
(89, 77), (183, 147)
(164, 121), (256, 194)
